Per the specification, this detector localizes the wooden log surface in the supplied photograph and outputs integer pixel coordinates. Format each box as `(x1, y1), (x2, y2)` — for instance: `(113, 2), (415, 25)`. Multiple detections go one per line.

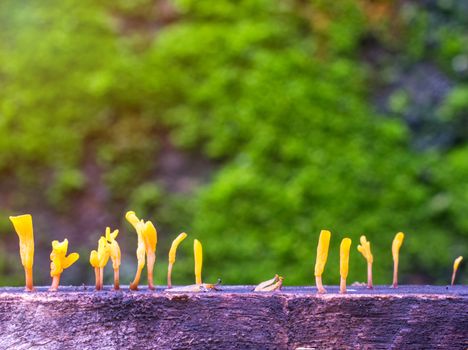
(0, 285), (466, 350)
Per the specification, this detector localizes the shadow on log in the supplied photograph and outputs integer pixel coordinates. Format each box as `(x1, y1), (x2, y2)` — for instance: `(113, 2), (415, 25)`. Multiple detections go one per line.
(0, 285), (466, 349)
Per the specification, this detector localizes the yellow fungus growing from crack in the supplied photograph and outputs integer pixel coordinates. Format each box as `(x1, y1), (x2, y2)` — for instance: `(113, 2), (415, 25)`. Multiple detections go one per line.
(340, 238), (352, 294)
(357, 235), (374, 288)
(49, 239), (79, 291)
(89, 250), (100, 290)
(126, 211), (157, 290)
(9, 214), (35, 291)
(167, 232), (188, 288)
(391, 232), (405, 288)
(106, 227), (121, 290)
(194, 239), (203, 285)
(451, 256), (463, 286)
(314, 230), (331, 294)
(97, 236), (110, 290)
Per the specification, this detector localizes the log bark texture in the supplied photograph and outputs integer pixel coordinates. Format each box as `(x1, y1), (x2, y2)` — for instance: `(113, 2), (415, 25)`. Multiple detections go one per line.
(0, 285), (466, 350)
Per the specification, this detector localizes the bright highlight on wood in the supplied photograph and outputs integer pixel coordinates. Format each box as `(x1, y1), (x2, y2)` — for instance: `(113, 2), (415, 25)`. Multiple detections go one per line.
(194, 239), (203, 285)
(451, 256), (463, 286)
(9, 214), (35, 291)
(391, 232), (405, 288)
(106, 227), (121, 290)
(126, 211), (158, 290)
(314, 230), (331, 294)
(357, 235), (374, 288)
(340, 238), (352, 294)
(49, 239), (79, 291)
(167, 232), (188, 288)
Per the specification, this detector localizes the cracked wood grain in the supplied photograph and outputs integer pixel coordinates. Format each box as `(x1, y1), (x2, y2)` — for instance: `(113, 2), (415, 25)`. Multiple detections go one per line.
(0, 286), (466, 350)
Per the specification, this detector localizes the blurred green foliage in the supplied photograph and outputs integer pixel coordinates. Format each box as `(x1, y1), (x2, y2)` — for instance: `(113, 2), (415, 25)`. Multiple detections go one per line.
(0, 0), (466, 286)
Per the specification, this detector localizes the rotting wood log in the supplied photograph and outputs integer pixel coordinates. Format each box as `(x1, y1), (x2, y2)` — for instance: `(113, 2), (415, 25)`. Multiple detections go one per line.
(0, 285), (466, 350)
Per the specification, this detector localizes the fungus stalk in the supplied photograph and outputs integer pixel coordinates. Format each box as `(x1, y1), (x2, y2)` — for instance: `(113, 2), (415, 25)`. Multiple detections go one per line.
(194, 239), (203, 285)
(126, 211), (157, 290)
(89, 250), (100, 290)
(339, 238), (352, 294)
(168, 232), (188, 288)
(9, 214), (35, 291)
(391, 232), (405, 288)
(314, 230), (331, 294)
(97, 236), (110, 290)
(451, 256), (463, 286)
(357, 235), (373, 288)
(106, 227), (121, 290)
(49, 239), (79, 291)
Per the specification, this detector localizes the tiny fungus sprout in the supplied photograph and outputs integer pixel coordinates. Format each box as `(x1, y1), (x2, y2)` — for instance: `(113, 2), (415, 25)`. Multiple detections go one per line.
(194, 239), (203, 285)
(254, 274), (284, 292)
(9, 214), (35, 291)
(391, 232), (405, 288)
(126, 211), (158, 290)
(314, 229), (331, 294)
(89, 250), (100, 290)
(106, 227), (121, 290)
(49, 239), (79, 291)
(451, 256), (463, 286)
(339, 238), (352, 294)
(167, 232), (188, 288)
(357, 235), (373, 288)
(167, 279), (222, 293)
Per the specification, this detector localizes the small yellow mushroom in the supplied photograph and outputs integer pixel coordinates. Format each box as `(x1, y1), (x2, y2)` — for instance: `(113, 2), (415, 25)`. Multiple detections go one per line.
(340, 238), (352, 294)
(89, 250), (100, 290)
(167, 232), (188, 288)
(49, 239), (79, 291)
(451, 256), (463, 286)
(357, 235), (373, 289)
(96, 236), (110, 290)
(314, 230), (331, 294)
(9, 214), (35, 291)
(194, 239), (203, 285)
(391, 232), (405, 288)
(126, 211), (158, 290)
(106, 227), (121, 290)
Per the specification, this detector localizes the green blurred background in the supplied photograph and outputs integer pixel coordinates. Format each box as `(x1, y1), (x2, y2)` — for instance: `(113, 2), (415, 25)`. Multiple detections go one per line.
(0, 0), (467, 287)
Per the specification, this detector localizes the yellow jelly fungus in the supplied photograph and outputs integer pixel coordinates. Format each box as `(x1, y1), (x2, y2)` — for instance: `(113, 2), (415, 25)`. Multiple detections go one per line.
(106, 227), (121, 290)
(89, 250), (100, 290)
(9, 214), (35, 291)
(94, 235), (110, 290)
(49, 239), (79, 291)
(339, 238), (352, 294)
(126, 211), (158, 290)
(391, 232), (405, 288)
(451, 256), (463, 286)
(167, 232), (188, 288)
(357, 235), (373, 288)
(314, 229), (331, 294)
(194, 239), (203, 285)
(142, 221), (157, 290)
